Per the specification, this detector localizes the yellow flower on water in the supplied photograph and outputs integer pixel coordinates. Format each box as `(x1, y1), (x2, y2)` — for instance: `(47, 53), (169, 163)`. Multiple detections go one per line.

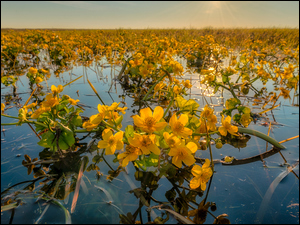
(163, 132), (181, 148)
(116, 106), (128, 114)
(1, 103), (5, 113)
(133, 106), (167, 133)
(68, 98), (80, 105)
(201, 105), (214, 119)
(218, 115), (239, 136)
(168, 140), (197, 168)
(29, 67), (38, 74)
(106, 102), (120, 112)
(82, 121), (98, 131)
(18, 108), (28, 121)
(83, 113), (105, 131)
(173, 86), (182, 95)
(24, 102), (37, 109)
(153, 82), (166, 98)
(97, 129), (124, 155)
(51, 85), (64, 95)
(129, 133), (160, 155)
(139, 66), (150, 78)
(200, 105), (217, 131)
(42, 94), (59, 108)
(182, 80), (192, 89)
(279, 87), (291, 99)
(31, 107), (50, 119)
(117, 144), (142, 167)
(169, 113), (192, 138)
(224, 156), (234, 163)
(190, 159), (213, 191)
(35, 77), (43, 83)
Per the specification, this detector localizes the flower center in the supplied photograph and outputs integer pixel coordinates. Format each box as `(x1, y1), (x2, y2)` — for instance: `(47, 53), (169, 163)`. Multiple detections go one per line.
(168, 139), (176, 147)
(141, 136), (152, 147)
(177, 147), (187, 159)
(126, 145), (139, 154)
(174, 122), (184, 133)
(108, 137), (115, 145)
(145, 117), (156, 128)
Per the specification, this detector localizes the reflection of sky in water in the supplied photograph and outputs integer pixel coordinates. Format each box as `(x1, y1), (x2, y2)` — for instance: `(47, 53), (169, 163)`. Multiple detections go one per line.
(1, 57), (299, 224)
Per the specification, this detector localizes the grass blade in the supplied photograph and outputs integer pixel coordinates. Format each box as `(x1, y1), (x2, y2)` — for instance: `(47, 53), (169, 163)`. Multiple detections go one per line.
(71, 162), (84, 214)
(158, 207), (195, 224)
(256, 161), (299, 223)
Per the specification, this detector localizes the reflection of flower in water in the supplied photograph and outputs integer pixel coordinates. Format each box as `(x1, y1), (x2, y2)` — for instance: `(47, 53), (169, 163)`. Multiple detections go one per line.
(190, 159), (213, 191)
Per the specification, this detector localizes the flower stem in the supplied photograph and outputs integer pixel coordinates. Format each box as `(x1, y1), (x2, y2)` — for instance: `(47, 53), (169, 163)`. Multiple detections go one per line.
(238, 127), (286, 149)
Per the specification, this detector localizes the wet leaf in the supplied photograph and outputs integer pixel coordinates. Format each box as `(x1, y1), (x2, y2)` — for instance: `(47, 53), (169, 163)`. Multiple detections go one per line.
(129, 188), (149, 207)
(213, 214), (230, 224)
(24, 154), (31, 162)
(71, 162), (84, 213)
(165, 188), (176, 201)
(158, 207), (195, 224)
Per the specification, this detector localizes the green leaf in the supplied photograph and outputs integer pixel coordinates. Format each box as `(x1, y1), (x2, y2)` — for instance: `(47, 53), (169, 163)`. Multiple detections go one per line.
(125, 125), (134, 139)
(92, 155), (102, 164)
(72, 115), (82, 127)
(37, 131), (55, 148)
(115, 115), (123, 126)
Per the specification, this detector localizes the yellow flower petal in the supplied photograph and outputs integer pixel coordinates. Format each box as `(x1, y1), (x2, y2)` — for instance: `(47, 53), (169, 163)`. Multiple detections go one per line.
(218, 126), (228, 136)
(153, 106), (164, 121)
(190, 177), (201, 189)
(186, 142), (197, 153)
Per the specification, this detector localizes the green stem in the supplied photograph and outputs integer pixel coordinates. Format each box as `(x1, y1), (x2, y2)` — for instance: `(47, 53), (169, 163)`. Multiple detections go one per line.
(1, 114), (48, 128)
(163, 95), (174, 118)
(204, 120), (214, 172)
(238, 127), (286, 149)
(102, 120), (121, 132)
(142, 73), (168, 101)
(192, 131), (219, 137)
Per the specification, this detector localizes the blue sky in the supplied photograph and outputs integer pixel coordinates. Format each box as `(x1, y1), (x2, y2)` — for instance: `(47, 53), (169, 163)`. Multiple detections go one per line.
(1, 1), (299, 29)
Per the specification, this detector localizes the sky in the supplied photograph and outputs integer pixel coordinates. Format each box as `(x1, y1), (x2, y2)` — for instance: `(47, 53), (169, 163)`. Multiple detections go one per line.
(1, 1), (299, 29)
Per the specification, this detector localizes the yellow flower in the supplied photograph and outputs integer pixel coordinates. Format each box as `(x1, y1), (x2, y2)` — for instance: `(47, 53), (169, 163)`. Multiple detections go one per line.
(42, 94), (59, 108)
(24, 102), (37, 109)
(173, 86), (182, 95)
(1, 103), (5, 113)
(163, 132), (181, 148)
(117, 144), (142, 167)
(83, 113), (104, 131)
(18, 108), (28, 121)
(35, 77), (43, 83)
(97, 129), (124, 155)
(218, 115), (239, 136)
(29, 67), (38, 74)
(153, 82), (166, 98)
(68, 98), (80, 105)
(139, 66), (150, 78)
(201, 105), (214, 119)
(168, 140), (197, 168)
(182, 80), (192, 88)
(129, 133), (160, 155)
(190, 159), (213, 191)
(200, 105), (217, 131)
(133, 106), (167, 133)
(169, 113), (192, 138)
(224, 156), (234, 163)
(51, 85), (64, 95)
(31, 107), (50, 119)
(279, 87), (291, 99)
(116, 106), (128, 114)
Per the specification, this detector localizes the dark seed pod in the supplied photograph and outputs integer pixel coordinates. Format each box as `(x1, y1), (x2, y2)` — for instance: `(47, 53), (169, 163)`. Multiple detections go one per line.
(210, 202), (217, 211)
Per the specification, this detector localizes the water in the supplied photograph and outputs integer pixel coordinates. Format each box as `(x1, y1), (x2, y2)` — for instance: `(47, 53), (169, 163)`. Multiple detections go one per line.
(1, 59), (299, 224)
